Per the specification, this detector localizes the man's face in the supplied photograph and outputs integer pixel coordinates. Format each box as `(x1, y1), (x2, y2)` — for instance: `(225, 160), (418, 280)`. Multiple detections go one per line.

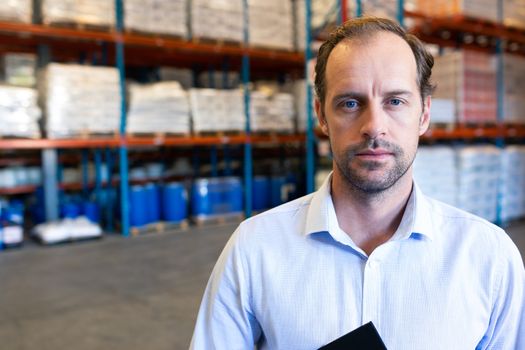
(316, 31), (430, 194)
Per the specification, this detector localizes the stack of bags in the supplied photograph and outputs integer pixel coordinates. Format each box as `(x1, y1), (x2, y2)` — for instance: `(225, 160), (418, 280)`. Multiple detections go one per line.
(250, 91), (295, 132)
(504, 0), (525, 29)
(430, 99), (456, 124)
(249, 0), (294, 50)
(0, 86), (41, 138)
(189, 88), (245, 132)
(456, 145), (501, 223)
(198, 71), (239, 89)
(433, 50), (497, 124)
(0, 166), (42, 189)
(414, 0), (499, 23)
(500, 146), (525, 222)
(363, 0), (399, 21)
(1, 0), (31, 23)
(413, 146), (457, 206)
(124, 0), (188, 37)
(191, 0), (243, 42)
(1, 53), (36, 87)
(39, 63), (120, 138)
(502, 54), (525, 124)
(42, 0), (115, 27)
(295, 0), (354, 51)
(127, 81), (191, 135)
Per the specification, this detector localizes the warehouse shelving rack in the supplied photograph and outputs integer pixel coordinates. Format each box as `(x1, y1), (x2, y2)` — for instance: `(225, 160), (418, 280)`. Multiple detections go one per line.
(0, 0), (307, 236)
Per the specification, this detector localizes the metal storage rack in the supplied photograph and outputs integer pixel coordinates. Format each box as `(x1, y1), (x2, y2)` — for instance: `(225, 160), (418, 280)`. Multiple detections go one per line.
(0, 0), (306, 236)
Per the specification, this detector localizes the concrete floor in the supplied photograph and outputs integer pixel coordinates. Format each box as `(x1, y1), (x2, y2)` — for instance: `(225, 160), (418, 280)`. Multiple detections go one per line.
(0, 221), (524, 350)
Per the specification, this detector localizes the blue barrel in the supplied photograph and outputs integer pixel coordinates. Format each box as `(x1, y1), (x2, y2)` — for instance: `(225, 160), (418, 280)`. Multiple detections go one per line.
(130, 185), (148, 227)
(162, 182), (188, 222)
(5, 201), (24, 225)
(270, 176), (287, 207)
(145, 183), (161, 224)
(82, 201), (100, 223)
(252, 176), (270, 210)
(226, 177), (243, 213)
(61, 202), (81, 219)
(192, 179), (213, 217)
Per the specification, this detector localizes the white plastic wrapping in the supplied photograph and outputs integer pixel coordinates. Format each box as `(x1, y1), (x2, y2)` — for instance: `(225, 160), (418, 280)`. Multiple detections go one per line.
(127, 81), (191, 134)
(125, 0), (188, 37)
(0, 85), (41, 138)
(42, 0), (115, 27)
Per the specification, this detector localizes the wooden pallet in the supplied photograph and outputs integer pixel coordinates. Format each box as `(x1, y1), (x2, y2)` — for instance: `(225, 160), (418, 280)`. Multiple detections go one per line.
(128, 132), (189, 138)
(44, 20), (115, 33)
(191, 36), (242, 47)
(47, 130), (119, 140)
(124, 29), (186, 40)
(131, 220), (189, 236)
(192, 130), (245, 137)
(192, 213), (244, 227)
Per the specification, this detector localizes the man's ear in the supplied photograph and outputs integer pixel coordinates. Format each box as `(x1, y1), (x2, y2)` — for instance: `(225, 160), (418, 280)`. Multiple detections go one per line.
(419, 96), (431, 136)
(315, 98), (329, 136)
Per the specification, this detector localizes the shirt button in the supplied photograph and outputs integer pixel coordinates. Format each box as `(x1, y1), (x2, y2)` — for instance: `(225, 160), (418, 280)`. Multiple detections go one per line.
(368, 260), (378, 269)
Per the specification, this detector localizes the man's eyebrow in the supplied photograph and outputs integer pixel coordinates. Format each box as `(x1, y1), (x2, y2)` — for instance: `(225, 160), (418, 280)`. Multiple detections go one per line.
(384, 90), (413, 97)
(332, 92), (367, 102)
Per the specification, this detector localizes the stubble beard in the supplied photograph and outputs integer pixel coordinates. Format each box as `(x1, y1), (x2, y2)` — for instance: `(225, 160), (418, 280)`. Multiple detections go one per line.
(334, 138), (415, 196)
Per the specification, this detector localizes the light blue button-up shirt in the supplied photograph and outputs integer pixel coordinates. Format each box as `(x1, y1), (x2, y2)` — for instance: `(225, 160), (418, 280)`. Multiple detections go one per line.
(191, 175), (525, 349)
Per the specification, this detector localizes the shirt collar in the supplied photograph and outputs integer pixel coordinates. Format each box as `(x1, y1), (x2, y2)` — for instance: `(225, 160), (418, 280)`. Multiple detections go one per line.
(304, 172), (435, 241)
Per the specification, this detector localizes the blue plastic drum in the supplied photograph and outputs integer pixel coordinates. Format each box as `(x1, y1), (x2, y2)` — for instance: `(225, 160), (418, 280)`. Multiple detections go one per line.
(130, 185), (148, 227)
(252, 176), (270, 210)
(61, 202), (81, 219)
(225, 177), (243, 213)
(192, 179), (213, 217)
(145, 183), (161, 224)
(270, 176), (287, 207)
(162, 182), (188, 222)
(82, 201), (100, 223)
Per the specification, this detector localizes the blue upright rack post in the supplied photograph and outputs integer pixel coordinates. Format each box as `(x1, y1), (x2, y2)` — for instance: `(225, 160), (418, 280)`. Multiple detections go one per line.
(242, 0), (253, 217)
(356, 0), (363, 17)
(495, 0), (505, 226)
(115, 0), (130, 236)
(397, 0), (405, 25)
(305, 0), (315, 194)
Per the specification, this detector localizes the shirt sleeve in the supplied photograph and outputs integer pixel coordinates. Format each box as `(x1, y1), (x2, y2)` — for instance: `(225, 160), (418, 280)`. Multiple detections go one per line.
(476, 232), (525, 350)
(190, 226), (261, 350)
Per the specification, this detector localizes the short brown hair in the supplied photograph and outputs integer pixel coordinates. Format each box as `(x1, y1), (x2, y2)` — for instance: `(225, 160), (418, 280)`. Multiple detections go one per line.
(314, 17), (435, 108)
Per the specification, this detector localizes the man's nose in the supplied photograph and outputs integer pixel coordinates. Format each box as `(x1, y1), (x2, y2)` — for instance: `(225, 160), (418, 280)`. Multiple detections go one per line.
(359, 104), (387, 140)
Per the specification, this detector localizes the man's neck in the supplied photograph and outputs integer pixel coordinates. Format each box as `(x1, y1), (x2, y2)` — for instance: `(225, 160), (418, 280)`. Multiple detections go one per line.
(330, 170), (413, 256)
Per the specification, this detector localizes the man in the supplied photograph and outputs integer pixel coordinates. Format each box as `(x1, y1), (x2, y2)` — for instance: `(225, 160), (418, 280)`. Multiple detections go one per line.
(191, 17), (525, 349)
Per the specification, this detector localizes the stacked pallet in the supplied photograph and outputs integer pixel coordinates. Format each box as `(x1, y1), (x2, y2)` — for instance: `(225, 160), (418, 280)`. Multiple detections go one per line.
(433, 50), (497, 124)
(292, 79), (316, 132)
(503, 54), (525, 124)
(189, 88), (245, 133)
(363, 0), (399, 21)
(456, 145), (501, 223)
(125, 0), (187, 37)
(0, 0), (32, 23)
(39, 63), (120, 138)
(249, 0), (294, 50)
(250, 91), (295, 132)
(500, 145), (525, 222)
(0, 166), (42, 188)
(0, 86), (41, 138)
(42, 0), (115, 27)
(127, 82), (190, 135)
(191, 0), (243, 42)
(413, 146), (457, 206)
(414, 0), (499, 22)
(1, 53), (36, 87)
(504, 0), (525, 29)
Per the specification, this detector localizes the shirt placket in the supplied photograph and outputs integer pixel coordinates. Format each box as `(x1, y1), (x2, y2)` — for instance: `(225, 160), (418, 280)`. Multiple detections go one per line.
(362, 257), (381, 328)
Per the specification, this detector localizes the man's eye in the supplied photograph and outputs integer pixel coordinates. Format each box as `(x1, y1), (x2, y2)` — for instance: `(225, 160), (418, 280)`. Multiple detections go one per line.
(389, 98), (402, 106)
(344, 100), (358, 109)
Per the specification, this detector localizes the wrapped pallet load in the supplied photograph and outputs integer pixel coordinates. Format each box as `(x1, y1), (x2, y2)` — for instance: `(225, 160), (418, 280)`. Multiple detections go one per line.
(503, 54), (525, 124)
(125, 0), (188, 37)
(432, 50), (497, 124)
(249, 0), (294, 50)
(250, 89), (295, 133)
(42, 0), (115, 27)
(0, 85), (41, 138)
(0, 0), (32, 23)
(415, 0), (498, 23)
(1, 53), (36, 87)
(191, 0), (243, 42)
(127, 81), (191, 135)
(500, 146), (525, 222)
(190, 88), (245, 133)
(39, 63), (120, 138)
